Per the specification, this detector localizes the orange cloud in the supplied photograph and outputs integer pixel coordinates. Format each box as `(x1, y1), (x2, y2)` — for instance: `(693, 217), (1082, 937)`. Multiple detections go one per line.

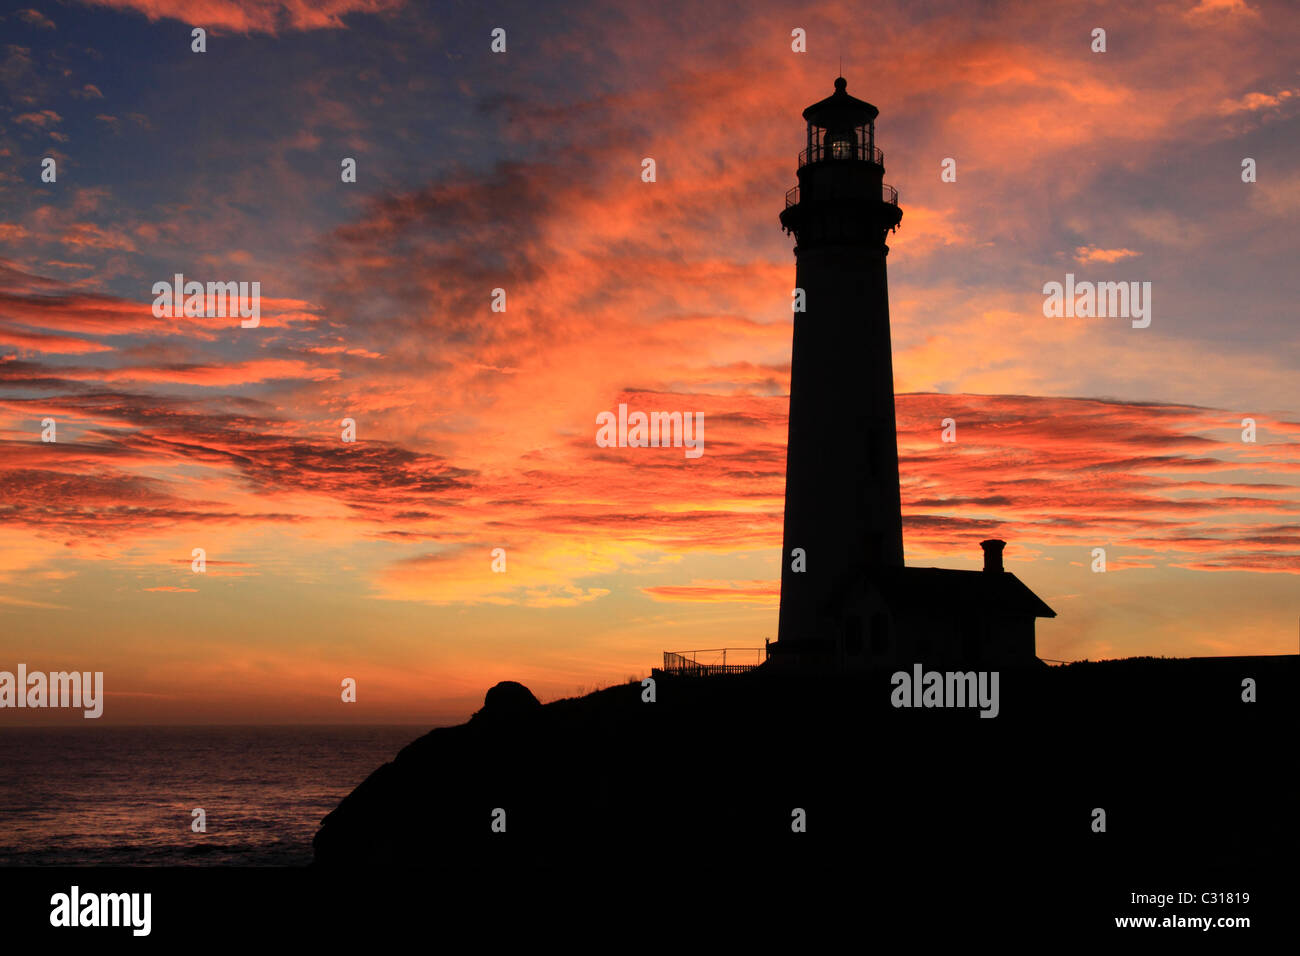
(1074, 246), (1141, 264)
(14, 109), (61, 127)
(79, 0), (407, 33)
(642, 580), (780, 605)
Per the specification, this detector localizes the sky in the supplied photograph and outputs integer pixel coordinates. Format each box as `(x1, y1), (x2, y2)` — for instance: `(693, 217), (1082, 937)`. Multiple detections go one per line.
(0, 0), (1296, 724)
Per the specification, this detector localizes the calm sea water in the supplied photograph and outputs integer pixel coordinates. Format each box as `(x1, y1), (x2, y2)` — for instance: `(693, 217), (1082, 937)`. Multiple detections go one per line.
(0, 726), (423, 866)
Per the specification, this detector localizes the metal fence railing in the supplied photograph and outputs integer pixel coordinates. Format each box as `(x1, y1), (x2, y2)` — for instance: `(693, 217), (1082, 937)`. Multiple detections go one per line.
(660, 648), (765, 676)
(783, 183), (900, 208)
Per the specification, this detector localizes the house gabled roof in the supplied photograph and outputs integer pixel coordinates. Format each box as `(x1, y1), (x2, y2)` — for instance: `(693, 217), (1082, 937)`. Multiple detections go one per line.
(868, 566), (1057, 619)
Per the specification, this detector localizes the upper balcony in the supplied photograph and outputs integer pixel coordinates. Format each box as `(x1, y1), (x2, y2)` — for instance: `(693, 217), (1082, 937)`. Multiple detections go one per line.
(798, 141), (884, 168)
(785, 182), (899, 208)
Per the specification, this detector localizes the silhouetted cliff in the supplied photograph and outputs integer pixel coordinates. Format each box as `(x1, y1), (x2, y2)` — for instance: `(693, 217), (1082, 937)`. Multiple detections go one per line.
(314, 655), (1294, 901)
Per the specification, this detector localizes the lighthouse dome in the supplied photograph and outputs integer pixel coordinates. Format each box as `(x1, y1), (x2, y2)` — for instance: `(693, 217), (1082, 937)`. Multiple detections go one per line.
(802, 76), (879, 127)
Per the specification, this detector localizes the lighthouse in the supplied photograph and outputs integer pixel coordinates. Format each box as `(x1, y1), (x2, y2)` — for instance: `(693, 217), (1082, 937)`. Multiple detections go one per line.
(775, 77), (905, 649)
(769, 78), (1056, 669)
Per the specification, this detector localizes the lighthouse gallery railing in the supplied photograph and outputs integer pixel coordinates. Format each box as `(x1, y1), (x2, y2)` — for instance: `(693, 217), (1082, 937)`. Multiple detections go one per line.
(785, 183), (899, 208)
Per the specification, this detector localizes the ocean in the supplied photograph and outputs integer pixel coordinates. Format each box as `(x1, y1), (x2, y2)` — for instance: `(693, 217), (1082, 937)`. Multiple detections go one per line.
(0, 726), (423, 866)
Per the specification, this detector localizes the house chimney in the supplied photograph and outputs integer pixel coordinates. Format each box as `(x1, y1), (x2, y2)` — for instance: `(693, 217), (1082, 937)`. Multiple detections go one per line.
(980, 539), (1006, 573)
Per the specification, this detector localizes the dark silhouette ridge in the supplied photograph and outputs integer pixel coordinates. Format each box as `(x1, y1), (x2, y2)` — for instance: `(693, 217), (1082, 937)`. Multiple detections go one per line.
(313, 657), (1296, 882)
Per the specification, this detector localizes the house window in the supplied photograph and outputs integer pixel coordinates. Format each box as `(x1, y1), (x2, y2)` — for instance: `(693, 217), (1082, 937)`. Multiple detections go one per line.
(870, 611), (890, 655)
(845, 614), (864, 655)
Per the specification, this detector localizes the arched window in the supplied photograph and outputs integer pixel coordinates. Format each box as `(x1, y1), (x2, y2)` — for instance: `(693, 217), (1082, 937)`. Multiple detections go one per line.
(844, 614), (864, 655)
(870, 611), (890, 655)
